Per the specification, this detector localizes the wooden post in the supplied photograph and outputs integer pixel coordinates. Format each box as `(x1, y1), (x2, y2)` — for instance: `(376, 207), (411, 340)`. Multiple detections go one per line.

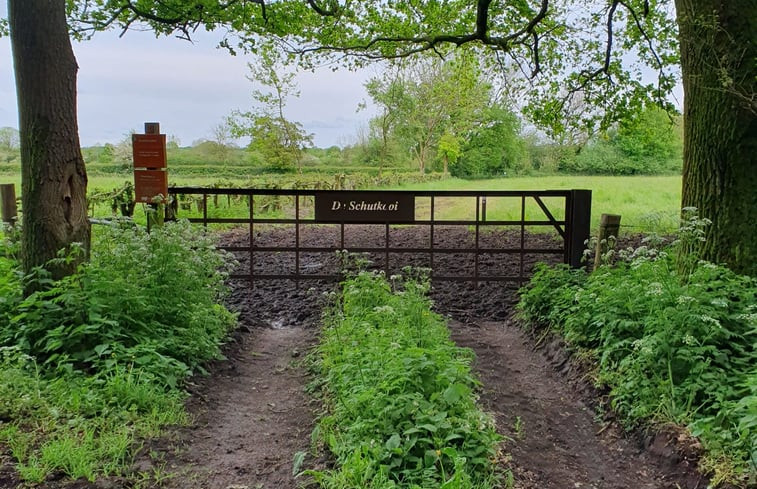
(594, 214), (621, 270)
(1, 183), (17, 226)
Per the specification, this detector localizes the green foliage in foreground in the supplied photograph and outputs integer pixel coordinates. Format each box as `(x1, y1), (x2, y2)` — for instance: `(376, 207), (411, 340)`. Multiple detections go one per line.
(0, 221), (237, 483)
(307, 272), (502, 489)
(518, 235), (757, 486)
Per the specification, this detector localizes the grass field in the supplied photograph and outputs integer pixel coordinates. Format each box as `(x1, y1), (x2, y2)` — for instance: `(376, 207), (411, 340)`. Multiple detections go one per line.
(1, 174), (682, 234)
(397, 175), (682, 233)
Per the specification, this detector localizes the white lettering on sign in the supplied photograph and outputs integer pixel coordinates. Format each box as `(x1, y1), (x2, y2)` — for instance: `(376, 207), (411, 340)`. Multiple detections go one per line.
(314, 192), (415, 222)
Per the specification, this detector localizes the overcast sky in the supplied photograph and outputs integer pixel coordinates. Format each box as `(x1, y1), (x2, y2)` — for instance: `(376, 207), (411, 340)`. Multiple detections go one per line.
(0, 10), (377, 148)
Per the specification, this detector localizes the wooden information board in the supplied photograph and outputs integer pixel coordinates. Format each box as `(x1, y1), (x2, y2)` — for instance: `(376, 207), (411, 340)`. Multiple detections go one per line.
(133, 122), (168, 202)
(134, 170), (168, 203)
(132, 134), (167, 169)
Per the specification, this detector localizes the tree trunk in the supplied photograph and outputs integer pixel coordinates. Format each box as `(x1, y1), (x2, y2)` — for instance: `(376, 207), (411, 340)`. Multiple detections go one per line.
(675, 0), (757, 276)
(9, 0), (90, 283)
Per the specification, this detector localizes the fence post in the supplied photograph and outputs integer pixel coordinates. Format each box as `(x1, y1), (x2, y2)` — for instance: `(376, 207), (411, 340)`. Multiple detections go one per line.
(1, 183), (17, 226)
(593, 214), (621, 270)
(566, 189), (592, 268)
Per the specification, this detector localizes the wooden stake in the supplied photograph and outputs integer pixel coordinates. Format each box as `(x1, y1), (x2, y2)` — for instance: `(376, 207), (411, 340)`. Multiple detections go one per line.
(0, 183), (17, 226)
(594, 213), (621, 270)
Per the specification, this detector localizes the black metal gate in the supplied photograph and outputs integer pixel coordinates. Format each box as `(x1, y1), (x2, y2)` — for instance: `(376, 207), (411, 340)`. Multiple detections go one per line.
(168, 187), (591, 284)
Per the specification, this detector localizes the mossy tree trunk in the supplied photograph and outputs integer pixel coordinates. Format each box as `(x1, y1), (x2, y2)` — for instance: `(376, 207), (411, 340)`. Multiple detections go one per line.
(675, 0), (757, 276)
(9, 0), (90, 284)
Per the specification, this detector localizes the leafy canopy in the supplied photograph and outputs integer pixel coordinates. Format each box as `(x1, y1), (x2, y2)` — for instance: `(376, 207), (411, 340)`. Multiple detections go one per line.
(62, 0), (680, 138)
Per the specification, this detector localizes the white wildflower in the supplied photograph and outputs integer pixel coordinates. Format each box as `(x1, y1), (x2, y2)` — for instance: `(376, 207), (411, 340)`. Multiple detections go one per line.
(373, 305), (396, 316)
(710, 298), (728, 308)
(682, 334), (697, 346)
(700, 315), (722, 328)
(646, 282), (664, 296)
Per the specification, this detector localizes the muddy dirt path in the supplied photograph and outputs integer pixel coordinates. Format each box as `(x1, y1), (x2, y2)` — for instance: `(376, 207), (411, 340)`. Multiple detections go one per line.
(451, 320), (703, 489)
(140, 317), (702, 489)
(140, 326), (319, 489)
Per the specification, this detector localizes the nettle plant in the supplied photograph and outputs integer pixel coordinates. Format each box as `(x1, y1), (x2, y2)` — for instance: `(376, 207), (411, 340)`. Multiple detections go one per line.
(307, 271), (502, 489)
(519, 210), (757, 485)
(3, 220), (237, 387)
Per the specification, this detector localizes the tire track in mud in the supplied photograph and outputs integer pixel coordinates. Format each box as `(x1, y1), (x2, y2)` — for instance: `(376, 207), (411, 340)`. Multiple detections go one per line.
(142, 326), (318, 489)
(451, 320), (703, 489)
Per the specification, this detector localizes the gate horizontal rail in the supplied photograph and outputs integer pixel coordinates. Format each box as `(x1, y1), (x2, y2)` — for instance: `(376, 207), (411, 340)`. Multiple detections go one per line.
(168, 187), (591, 285)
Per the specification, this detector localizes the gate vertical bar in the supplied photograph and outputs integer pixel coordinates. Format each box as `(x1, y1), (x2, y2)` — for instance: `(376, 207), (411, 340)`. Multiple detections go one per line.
(295, 194), (300, 287)
(202, 193), (208, 228)
(430, 196), (435, 281)
(385, 222), (390, 277)
(249, 191), (254, 286)
(474, 196), (480, 286)
(519, 195), (526, 284)
(565, 189), (592, 268)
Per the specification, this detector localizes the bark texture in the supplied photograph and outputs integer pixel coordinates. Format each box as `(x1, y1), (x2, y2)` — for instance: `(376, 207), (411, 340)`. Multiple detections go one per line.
(9, 0), (90, 282)
(676, 0), (757, 276)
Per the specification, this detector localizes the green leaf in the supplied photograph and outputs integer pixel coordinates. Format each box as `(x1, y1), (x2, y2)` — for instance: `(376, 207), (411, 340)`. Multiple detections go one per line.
(442, 383), (469, 405)
(385, 433), (401, 451)
(292, 450), (306, 476)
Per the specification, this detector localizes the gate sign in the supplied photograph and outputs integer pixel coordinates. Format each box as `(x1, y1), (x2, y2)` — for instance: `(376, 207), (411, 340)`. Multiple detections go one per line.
(315, 192), (415, 223)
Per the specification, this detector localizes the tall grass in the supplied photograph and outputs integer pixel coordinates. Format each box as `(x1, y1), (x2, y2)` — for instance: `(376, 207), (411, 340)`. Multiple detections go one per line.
(397, 175), (682, 233)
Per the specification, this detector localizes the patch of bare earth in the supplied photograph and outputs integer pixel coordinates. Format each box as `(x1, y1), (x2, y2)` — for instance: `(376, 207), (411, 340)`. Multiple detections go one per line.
(451, 320), (704, 489)
(138, 324), (319, 489)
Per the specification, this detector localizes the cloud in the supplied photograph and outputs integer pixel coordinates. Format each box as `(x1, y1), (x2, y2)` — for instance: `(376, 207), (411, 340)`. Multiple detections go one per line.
(1, 26), (376, 147)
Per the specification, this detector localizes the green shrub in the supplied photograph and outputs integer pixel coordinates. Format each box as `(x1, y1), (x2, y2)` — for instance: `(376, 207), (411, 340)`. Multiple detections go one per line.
(0, 220), (234, 482)
(307, 272), (502, 488)
(519, 239), (757, 485)
(4, 220), (237, 386)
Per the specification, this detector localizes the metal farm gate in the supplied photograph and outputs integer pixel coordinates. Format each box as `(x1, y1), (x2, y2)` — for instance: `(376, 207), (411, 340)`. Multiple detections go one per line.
(168, 188), (591, 285)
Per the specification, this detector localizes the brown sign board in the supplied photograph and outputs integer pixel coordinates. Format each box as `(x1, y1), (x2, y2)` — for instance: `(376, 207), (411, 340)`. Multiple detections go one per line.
(314, 192), (415, 223)
(134, 170), (168, 203)
(132, 134), (167, 168)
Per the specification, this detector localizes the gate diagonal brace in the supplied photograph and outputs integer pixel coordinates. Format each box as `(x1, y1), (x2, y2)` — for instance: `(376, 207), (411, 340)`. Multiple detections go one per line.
(532, 196), (565, 239)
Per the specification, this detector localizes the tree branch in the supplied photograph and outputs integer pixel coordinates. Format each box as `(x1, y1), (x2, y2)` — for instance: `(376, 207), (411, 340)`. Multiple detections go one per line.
(306, 0), (339, 17)
(618, 0), (667, 104)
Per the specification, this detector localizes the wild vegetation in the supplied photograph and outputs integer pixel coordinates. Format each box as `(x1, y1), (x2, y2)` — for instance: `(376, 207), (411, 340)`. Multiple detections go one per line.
(306, 270), (502, 488)
(0, 221), (236, 483)
(518, 213), (757, 486)
(1, 0), (754, 485)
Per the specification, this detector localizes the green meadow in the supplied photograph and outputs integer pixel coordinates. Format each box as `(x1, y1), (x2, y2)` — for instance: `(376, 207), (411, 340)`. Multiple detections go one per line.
(1, 173), (681, 234)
